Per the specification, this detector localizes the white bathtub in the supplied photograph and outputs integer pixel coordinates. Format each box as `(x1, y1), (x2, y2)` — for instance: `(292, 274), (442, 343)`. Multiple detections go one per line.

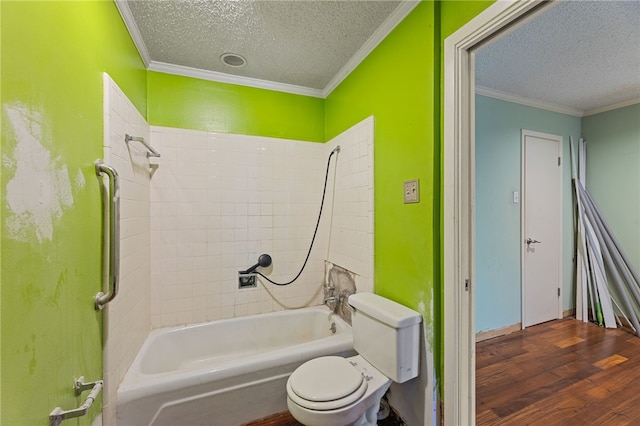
(116, 306), (354, 426)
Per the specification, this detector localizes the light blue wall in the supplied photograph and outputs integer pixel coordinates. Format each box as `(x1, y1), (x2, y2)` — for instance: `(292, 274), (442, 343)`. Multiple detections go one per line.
(475, 95), (581, 333)
(583, 103), (640, 272)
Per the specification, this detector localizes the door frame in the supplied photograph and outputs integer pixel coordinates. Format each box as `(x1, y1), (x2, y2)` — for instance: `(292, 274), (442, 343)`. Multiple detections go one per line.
(520, 129), (563, 328)
(443, 1), (553, 424)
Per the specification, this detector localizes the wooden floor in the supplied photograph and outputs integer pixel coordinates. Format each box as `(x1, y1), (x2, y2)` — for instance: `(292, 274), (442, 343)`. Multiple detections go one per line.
(246, 319), (639, 426)
(477, 318), (640, 425)
(243, 411), (302, 426)
(244, 409), (405, 426)
(244, 403), (405, 426)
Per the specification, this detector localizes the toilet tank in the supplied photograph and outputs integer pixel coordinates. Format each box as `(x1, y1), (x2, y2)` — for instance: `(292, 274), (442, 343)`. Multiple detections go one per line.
(348, 293), (422, 383)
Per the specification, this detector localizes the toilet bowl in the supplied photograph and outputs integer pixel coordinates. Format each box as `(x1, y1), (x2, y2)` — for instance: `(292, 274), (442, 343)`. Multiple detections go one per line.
(286, 293), (422, 426)
(286, 355), (391, 426)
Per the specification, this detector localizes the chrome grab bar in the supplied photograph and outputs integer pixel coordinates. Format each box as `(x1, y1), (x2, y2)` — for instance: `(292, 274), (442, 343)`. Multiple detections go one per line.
(95, 160), (120, 310)
(49, 377), (103, 426)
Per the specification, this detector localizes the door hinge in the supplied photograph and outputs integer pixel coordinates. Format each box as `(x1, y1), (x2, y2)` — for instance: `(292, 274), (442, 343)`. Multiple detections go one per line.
(558, 157), (561, 166)
(465, 279), (470, 292)
(558, 288), (561, 297)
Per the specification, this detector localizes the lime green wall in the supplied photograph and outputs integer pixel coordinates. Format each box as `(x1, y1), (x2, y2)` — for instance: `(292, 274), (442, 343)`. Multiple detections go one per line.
(0, 2), (3, 417)
(147, 71), (325, 142)
(325, 0), (496, 409)
(324, 0), (494, 389)
(440, 1), (494, 39)
(1, 1), (145, 425)
(324, 6), (439, 421)
(326, 1), (437, 323)
(0, 0), (497, 422)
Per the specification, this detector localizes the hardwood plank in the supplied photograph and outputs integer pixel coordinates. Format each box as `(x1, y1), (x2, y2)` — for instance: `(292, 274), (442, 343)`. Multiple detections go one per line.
(589, 392), (640, 425)
(476, 409), (502, 426)
(554, 335), (584, 348)
(477, 318), (639, 425)
(243, 412), (302, 426)
(245, 405), (408, 425)
(593, 353), (628, 369)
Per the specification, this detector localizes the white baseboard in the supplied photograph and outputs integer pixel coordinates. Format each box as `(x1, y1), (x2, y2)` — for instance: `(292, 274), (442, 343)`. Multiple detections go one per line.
(476, 323), (521, 342)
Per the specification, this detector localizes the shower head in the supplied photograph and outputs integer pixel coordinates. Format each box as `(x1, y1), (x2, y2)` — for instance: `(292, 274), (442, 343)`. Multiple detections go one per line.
(333, 145), (341, 154)
(240, 253), (272, 274)
(257, 253), (272, 268)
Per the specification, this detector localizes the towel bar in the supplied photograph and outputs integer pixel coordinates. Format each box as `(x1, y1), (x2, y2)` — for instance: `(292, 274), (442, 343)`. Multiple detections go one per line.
(125, 133), (160, 158)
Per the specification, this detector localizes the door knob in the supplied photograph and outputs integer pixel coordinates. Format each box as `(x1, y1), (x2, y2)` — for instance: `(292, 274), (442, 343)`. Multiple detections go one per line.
(526, 238), (541, 245)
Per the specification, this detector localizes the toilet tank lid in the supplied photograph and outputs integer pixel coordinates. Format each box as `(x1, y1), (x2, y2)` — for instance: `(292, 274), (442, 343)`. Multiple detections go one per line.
(348, 293), (422, 328)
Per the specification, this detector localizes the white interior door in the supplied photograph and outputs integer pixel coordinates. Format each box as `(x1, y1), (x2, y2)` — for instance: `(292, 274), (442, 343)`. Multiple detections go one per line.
(522, 130), (563, 328)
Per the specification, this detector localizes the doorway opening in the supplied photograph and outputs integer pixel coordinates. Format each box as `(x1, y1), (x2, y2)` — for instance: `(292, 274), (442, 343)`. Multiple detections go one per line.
(444, 0), (640, 423)
(443, 1), (556, 424)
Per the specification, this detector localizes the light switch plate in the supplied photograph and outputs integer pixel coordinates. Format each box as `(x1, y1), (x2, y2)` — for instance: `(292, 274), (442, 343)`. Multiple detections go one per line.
(404, 179), (419, 203)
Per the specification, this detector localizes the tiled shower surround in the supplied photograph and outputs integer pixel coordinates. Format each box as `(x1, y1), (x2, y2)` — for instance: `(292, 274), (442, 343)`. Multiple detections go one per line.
(101, 76), (373, 423)
(102, 74), (152, 425)
(150, 117), (374, 328)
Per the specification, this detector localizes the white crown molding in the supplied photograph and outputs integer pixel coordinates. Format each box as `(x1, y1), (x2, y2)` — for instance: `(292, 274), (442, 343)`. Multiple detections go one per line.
(583, 97), (640, 116)
(115, 0), (151, 67)
(116, 0), (419, 99)
(147, 62), (325, 98)
(475, 86), (584, 117)
(322, 0), (421, 98)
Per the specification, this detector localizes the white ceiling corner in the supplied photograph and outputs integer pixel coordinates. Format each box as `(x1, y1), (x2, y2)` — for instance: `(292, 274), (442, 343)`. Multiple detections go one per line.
(147, 60), (325, 98)
(115, 0), (150, 67)
(583, 97), (640, 117)
(475, 85), (584, 117)
(321, 0), (420, 97)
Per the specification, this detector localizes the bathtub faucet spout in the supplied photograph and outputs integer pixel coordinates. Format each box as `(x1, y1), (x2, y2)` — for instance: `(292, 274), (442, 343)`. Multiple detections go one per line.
(324, 294), (345, 309)
(323, 296), (336, 304)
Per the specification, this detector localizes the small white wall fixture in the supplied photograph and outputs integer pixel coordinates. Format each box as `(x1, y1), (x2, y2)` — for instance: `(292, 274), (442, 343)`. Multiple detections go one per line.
(443, 1), (552, 425)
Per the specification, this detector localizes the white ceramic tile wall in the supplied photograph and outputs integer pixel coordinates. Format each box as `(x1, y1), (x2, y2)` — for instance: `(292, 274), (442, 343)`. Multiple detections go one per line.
(149, 117), (374, 328)
(101, 74), (151, 425)
(325, 117), (375, 293)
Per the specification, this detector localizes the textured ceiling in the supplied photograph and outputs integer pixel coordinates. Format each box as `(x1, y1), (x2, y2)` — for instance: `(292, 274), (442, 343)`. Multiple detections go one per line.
(119, 0), (409, 95)
(119, 1), (640, 109)
(475, 1), (640, 113)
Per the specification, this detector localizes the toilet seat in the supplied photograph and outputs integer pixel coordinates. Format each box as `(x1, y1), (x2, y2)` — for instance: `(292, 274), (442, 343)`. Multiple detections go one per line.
(287, 356), (368, 411)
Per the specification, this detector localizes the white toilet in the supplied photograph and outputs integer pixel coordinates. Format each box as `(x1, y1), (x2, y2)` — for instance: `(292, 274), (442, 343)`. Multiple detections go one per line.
(286, 292), (422, 426)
